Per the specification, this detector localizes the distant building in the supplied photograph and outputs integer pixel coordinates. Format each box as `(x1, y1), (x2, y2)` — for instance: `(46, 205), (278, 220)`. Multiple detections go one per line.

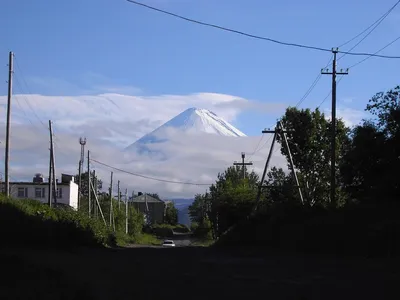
(0, 173), (78, 210)
(131, 193), (166, 224)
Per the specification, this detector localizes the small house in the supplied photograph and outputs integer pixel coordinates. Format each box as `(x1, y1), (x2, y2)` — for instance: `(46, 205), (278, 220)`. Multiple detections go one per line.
(0, 173), (78, 210)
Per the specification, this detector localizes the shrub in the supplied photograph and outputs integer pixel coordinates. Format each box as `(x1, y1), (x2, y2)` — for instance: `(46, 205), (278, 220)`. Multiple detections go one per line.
(0, 196), (115, 248)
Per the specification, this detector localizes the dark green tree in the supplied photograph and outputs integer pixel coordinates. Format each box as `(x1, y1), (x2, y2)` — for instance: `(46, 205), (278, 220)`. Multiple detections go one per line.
(74, 171), (103, 197)
(164, 202), (178, 225)
(188, 166), (260, 238)
(278, 107), (349, 206)
(341, 85), (400, 203)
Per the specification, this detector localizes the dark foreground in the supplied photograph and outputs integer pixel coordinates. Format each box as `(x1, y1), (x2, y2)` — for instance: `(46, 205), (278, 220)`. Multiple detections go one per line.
(1, 246), (400, 300)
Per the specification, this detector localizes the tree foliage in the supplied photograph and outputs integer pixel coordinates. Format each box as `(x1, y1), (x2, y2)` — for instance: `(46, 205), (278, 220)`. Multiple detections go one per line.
(189, 166), (260, 238)
(278, 107), (349, 206)
(164, 202), (178, 225)
(74, 171), (103, 197)
(341, 85), (400, 203)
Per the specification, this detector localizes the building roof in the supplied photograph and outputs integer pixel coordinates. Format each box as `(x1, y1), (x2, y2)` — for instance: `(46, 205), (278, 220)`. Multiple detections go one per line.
(131, 194), (165, 203)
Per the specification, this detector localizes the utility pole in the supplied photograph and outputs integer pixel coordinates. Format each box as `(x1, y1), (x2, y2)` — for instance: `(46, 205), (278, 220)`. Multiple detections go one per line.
(78, 137), (86, 209)
(50, 121), (57, 206)
(109, 171), (114, 229)
(93, 169), (97, 218)
(321, 48), (348, 206)
(4, 51), (13, 197)
(87, 150), (91, 217)
(233, 152), (253, 180)
(89, 174), (107, 226)
(255, 122), (304, 210)
(125, 188), (128, 234)
(48, 121), (53, 207)
(117, 180), (120, 211)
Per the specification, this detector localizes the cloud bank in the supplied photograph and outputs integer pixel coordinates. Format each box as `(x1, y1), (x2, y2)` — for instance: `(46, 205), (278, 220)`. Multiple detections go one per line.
(0, 92), (287, 198)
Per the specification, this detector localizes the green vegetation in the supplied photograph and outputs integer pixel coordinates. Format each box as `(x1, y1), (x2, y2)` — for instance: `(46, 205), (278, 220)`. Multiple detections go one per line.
(150, 223), (190, 237)
(0, 195), (115, 248)
(164, 201), (179, 225)
(134, 233), (162, 245)
(189, 84), (400, 257)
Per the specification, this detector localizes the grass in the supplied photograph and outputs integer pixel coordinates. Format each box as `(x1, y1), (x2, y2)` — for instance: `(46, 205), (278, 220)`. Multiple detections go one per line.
(191, 239), (215, 247)
(134, 233), (162, 246)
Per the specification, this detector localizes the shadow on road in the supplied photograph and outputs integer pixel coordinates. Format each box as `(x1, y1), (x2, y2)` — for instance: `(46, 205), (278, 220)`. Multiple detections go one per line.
(2, 245), (400, 300)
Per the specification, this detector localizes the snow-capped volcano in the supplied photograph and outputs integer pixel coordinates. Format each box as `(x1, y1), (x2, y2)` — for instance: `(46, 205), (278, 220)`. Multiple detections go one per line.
(159, 107), (246, 137)
(125, 107), (246, 153)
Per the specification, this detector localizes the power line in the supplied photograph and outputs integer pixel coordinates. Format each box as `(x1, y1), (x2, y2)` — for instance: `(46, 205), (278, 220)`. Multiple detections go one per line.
(294, 56), (332, 108)
(126, 0), (400, 59)
(338, 0), (400, 49)
(338, 0), (400, 61)
(247, 134), (265, 161)
(349, 35), (400, 69)
(14, 57), (49, 130)
(89, 158), (213, 186)
(317, 76), (344, 109)
(317, 34), (400, 109)
(295, 0), (400, 108)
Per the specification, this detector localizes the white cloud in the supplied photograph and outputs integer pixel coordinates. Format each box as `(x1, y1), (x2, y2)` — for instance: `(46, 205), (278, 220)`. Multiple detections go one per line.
(323, 106), (367, 128)
(0, 92), (286, 198)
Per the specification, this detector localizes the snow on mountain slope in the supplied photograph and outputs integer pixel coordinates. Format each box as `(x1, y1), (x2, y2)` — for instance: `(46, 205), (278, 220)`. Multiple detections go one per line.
(124, 107), (246, 153)
(161, 107), (246, 137)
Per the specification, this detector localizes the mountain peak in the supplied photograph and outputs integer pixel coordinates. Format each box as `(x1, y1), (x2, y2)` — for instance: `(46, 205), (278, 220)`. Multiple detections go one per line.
(124, 107), (246, 153)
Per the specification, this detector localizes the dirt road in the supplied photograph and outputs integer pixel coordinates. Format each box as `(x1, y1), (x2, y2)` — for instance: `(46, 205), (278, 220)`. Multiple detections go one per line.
(1, 246), (399, 300)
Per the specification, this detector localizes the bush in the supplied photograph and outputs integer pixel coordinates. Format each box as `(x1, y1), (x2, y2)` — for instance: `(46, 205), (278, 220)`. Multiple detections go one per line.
(192, 219), (213, 239)
(0, 196), (115, 248)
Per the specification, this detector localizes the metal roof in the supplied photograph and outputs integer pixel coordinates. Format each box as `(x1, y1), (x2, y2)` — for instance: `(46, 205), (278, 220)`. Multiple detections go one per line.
(131, 194), (165, 203)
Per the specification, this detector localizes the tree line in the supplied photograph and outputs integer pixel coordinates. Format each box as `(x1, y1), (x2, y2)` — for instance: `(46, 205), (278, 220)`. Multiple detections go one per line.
(189, 85), (400, 242)
(74, 173), (179, 237)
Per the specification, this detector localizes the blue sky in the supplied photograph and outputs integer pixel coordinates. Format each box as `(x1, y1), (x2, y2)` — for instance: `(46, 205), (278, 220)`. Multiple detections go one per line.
(1, 0), (400, 136)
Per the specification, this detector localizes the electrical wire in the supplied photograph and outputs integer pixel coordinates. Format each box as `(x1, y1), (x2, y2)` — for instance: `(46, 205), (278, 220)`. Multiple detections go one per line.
(14, 58), (49, 131)
(126, 0), (400, 59)
(89, 158), (213, 186)
(317, 76), (345, 109)
(349, 35), (400, 69)
(338, 0), (400, 57)
(295, 0), (400, 108)
(317, 34), (400, 109)
(246, 134), (265, 162)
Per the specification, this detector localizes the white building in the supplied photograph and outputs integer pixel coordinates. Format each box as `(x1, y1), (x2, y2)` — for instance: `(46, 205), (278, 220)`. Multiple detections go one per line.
(0, 173), (78, 210)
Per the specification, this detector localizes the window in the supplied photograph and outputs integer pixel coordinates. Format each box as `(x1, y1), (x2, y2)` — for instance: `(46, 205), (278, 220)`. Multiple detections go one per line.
(57, 188), (63, 198)
(35, 187), (45, 198)
(18, 187), (27, 198)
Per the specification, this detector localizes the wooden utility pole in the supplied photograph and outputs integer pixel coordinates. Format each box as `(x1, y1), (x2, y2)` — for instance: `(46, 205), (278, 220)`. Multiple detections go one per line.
(93, 170), (97, 218)
(89, 174), (107, 226)
(109, 171), (114, 229)
(48, 120), (53, 207)
(321, 48), (348, 206)
(117, 180), (120, 211)
(254, 122), (304, 210)
(87, 150), (91, 217)
(233, 152), (253, 180)
(4, 51), (13, 197)
(278, 121), (304, 204)
(77, 160), (82, 209)
(254, 129), (277, 211)
(50, 121), (57, 205)
(125, 188), (128, 234)
(78, 137), (86, 210)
